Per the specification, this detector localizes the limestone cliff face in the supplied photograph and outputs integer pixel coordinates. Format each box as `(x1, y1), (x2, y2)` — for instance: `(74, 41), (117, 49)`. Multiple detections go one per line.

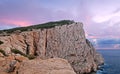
(0, 22), (104, 74)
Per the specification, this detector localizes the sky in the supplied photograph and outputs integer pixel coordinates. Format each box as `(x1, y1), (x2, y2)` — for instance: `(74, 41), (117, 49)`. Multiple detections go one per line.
(0, 0), (120, 49)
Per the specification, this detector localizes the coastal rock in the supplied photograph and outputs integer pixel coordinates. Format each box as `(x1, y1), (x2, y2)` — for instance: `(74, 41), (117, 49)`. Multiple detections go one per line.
(0, 55), (28, 74)
(0, 22), (104, 74)
(95, 53), (104, 66)
(18, 58), (76, 74)
(0, 52), (4, 57)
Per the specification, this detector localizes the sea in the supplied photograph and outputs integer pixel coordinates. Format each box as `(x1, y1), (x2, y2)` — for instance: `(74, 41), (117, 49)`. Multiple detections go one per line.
(96, 49), (120, 74)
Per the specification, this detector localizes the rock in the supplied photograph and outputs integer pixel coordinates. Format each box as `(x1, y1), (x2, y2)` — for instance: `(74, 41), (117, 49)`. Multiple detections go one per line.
(14, 55), (29, 62)
(6, 60), (17, 73)
(0, 52), (4, 57)
(95, 53), (104, 66)
(0, 57), (17, 74)
(0, 55), (27, 74)
(0, 22), (104, 74)
(18, 58), (76, 74)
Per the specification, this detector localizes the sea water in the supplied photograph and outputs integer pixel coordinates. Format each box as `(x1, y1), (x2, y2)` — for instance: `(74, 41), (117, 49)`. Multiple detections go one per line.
(96, 50), (120, 74)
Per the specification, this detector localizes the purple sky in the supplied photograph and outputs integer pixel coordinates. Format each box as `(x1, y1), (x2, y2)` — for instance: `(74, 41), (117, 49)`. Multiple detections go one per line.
(0, 0), (120, 39)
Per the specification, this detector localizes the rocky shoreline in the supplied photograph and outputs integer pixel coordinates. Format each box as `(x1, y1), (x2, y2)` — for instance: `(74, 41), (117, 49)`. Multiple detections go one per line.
(0, 21), (104, 74)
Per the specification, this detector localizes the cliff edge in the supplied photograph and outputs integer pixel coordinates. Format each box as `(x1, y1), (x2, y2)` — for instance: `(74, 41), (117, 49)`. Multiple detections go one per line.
(0, 20), (104, 74)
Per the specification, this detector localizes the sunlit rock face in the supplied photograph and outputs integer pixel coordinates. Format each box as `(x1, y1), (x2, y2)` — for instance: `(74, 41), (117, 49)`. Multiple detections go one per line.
(18, 58), (76, 74)
(0, 22), (104, 74)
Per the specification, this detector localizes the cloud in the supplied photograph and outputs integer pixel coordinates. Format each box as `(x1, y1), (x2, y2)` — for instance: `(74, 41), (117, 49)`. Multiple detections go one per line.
(0, 23), (18, 30)
(0, 0), (120, 40)
(0, 19), (31, 26)
(0, 0), (77, 29)
(89, 38), (120, 49)
(92, 9), (120, 23)
(0, 0), (55, 27)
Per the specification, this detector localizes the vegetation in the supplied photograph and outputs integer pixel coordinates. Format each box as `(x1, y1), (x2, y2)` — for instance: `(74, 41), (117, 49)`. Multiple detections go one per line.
(0, 49), (7, 56)
(27, 54), (36, 60)
(11, 49), (26, 56)
(0, 41), (3, 45)
(0, 20), (74, 35)
(11, 49), (36, 60)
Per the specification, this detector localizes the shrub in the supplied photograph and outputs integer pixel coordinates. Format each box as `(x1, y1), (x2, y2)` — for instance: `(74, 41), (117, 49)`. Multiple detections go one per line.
(0, 20), (75, 34)
(27, 54), (36, 60)
(0, 41), (3, 45)
(0, 49), (7, 56)
(11, 49), (26, 57)
(11, 49), (36, 60)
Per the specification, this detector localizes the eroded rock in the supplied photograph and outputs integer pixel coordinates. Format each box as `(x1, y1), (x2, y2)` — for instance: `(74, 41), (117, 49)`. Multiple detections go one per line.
(0, 55), (28, 74)
(18, 58), (76, 74)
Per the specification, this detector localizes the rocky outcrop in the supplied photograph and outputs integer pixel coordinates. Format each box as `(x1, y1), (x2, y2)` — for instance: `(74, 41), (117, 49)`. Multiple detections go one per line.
(0, 56), (75, 74)
(18, 58), (76, 74)
(0, 55), (28, 74)
(0, 22), (104, 74)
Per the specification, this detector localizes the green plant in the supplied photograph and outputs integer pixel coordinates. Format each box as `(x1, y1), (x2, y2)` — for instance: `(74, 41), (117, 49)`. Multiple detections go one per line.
(0, 49), (7, 56)
(11, 49), (26, 57)
(11, 49), (36, 60)
(0, 41), (3, 45)
(27, 54), (36, 60)
(0, 20), (75, 34)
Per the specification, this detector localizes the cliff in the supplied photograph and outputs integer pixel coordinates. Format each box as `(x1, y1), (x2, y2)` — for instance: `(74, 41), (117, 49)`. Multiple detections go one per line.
(0, 20), (104, 74)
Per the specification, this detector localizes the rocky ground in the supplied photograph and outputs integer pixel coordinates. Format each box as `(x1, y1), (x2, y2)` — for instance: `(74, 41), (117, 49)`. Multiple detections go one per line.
(0, 54), (76, 74)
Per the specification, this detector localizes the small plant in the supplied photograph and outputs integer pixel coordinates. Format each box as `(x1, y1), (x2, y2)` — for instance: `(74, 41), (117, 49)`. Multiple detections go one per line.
(0, 41), (3, 45)
(11, 49), (26, 57)
(11, 49), (36, 60)
(0, 49), (7, 56)
(27, 54), (36, 60)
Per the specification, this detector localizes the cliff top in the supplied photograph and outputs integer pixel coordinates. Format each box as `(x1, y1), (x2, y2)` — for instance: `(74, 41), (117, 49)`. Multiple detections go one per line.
(0, 20), (75, 35)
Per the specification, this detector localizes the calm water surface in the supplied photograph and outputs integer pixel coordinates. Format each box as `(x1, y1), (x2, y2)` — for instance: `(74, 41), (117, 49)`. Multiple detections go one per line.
(96, 49), (120, 74)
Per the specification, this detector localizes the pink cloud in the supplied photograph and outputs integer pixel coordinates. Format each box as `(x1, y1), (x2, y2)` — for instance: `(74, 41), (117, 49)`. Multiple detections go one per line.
(0, 19), (31, 27)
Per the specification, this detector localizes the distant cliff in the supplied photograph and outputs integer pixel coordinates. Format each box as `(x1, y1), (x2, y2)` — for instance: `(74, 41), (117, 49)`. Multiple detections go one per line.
(0, 20), (104, 74)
